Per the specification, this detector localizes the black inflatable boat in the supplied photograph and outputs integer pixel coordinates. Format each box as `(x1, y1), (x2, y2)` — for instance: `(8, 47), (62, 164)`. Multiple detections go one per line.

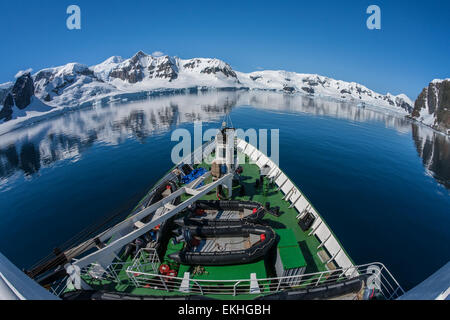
(168, 223), (276, 266)
(175, 200), (267, 227)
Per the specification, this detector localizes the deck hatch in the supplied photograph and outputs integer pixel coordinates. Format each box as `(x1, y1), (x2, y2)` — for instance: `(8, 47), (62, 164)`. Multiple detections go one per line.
(275, 229), (307, 286)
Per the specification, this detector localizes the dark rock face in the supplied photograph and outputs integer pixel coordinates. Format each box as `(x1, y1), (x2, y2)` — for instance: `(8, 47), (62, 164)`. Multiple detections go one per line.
(110, 64), (144, 84)
(12, 73), (35, 109)
(302, 87), (315, 94)
(3, 93), (14, 109)
(148, 56), (178, 81)
(412, 80), (450, 132)
(354, 85), (372, 97)
(0, 74), (36, 121)
(110, 53), (178, 83)
(201, 66), (237, 78)
(283, 86), (296, 93)
(0, 85), (12, 104)
(0, 93), (14, 121)
(383, 96), (395, 106)
(184, 58), (238, 79)
(302, 78), (319, 86)
(250, 75), (262, 81)
(395, 97), (413, 113)
(183, 59), (199, 69)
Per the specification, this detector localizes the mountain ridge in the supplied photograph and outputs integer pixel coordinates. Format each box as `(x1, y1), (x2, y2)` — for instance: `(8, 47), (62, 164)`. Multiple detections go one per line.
(1, 50), (440, 132)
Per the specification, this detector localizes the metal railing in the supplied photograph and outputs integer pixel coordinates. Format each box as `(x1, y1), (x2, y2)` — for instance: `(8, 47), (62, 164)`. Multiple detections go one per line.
(48, 275), (70, 297)
(123, 249), (405, 299)
(53, 252), (404, 300)
(80, 261), (132, 285)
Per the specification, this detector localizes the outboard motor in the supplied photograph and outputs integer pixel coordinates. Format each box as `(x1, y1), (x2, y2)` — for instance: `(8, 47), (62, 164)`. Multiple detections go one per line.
(173, 228), (192, 245)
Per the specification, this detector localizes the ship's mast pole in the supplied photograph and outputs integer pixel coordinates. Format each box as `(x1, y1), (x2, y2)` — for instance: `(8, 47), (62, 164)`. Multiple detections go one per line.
(213, 124), (236, 198)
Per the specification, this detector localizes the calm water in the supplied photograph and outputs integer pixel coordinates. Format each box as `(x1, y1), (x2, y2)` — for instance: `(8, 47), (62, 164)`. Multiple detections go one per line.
(0, 91), (449, 290)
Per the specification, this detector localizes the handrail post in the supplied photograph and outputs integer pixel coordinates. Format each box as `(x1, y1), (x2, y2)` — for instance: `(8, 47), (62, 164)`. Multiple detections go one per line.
(233, 281), (241, 296)
(192, 280), (204, 295)
(160, 275), (169, 292)
(315, 272), (324, 286)
(276, 278), (282, 292)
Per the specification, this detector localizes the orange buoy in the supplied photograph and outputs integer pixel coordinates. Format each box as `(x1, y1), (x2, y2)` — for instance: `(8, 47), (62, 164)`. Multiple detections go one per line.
(252, 208), (258, 214)
(260, 234), (266, 241)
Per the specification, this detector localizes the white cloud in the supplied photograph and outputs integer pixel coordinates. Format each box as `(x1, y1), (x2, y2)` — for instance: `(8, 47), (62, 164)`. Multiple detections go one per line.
(152, 51), (164, 57)
(15, 68), (33, 78)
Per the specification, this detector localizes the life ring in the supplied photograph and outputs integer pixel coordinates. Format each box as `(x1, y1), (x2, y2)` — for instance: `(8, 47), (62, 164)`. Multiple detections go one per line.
(159, 264), (170, 274)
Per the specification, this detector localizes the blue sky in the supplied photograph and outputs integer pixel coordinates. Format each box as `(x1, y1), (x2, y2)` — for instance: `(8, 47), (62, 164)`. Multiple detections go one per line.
(0, 0), (449, 99)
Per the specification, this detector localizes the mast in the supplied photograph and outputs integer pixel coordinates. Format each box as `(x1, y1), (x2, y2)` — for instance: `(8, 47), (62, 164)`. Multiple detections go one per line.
(212, 121), (236, 198)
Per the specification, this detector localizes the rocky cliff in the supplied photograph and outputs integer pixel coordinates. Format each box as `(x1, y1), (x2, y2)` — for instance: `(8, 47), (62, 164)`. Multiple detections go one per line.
(412, 79), (450, 134)
(0, 73), (35, 121)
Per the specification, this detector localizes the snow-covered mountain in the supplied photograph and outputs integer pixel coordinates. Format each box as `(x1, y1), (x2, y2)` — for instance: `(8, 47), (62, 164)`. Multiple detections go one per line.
(411, 79), (450, 133)
(92, 52), (239, 86)
(0, 51), (415, 127)
(237, 70), (413, 113)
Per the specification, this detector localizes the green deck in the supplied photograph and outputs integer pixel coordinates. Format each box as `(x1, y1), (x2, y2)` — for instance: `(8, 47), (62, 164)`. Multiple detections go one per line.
(178, 259), (267, 281)
(78, 154), (341, 299)
(193, 159), (327, 275)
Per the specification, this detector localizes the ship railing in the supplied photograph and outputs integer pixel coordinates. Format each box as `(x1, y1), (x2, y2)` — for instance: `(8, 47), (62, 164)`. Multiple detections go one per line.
(48, 275), (70, 297)
(51, 260), (134, 297)
(55, 260), (405, 299)
(80, 261), (131, 285)
(124, 259), (405, 299)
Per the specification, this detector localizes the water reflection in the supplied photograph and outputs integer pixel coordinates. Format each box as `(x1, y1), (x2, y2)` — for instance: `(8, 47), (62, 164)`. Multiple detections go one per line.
(0, 92), (236, 183)
(412, 124), (450, 189)
(0, 91), (448, 189)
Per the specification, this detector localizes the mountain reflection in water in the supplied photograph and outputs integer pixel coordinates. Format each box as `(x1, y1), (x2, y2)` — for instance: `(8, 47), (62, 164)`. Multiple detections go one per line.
(412, 124), (450, 189)
(0, 91), (448, 190)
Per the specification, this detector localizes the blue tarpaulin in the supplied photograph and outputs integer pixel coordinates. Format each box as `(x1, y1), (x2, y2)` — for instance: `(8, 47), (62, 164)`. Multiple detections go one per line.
(181, 167), (208, 187)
